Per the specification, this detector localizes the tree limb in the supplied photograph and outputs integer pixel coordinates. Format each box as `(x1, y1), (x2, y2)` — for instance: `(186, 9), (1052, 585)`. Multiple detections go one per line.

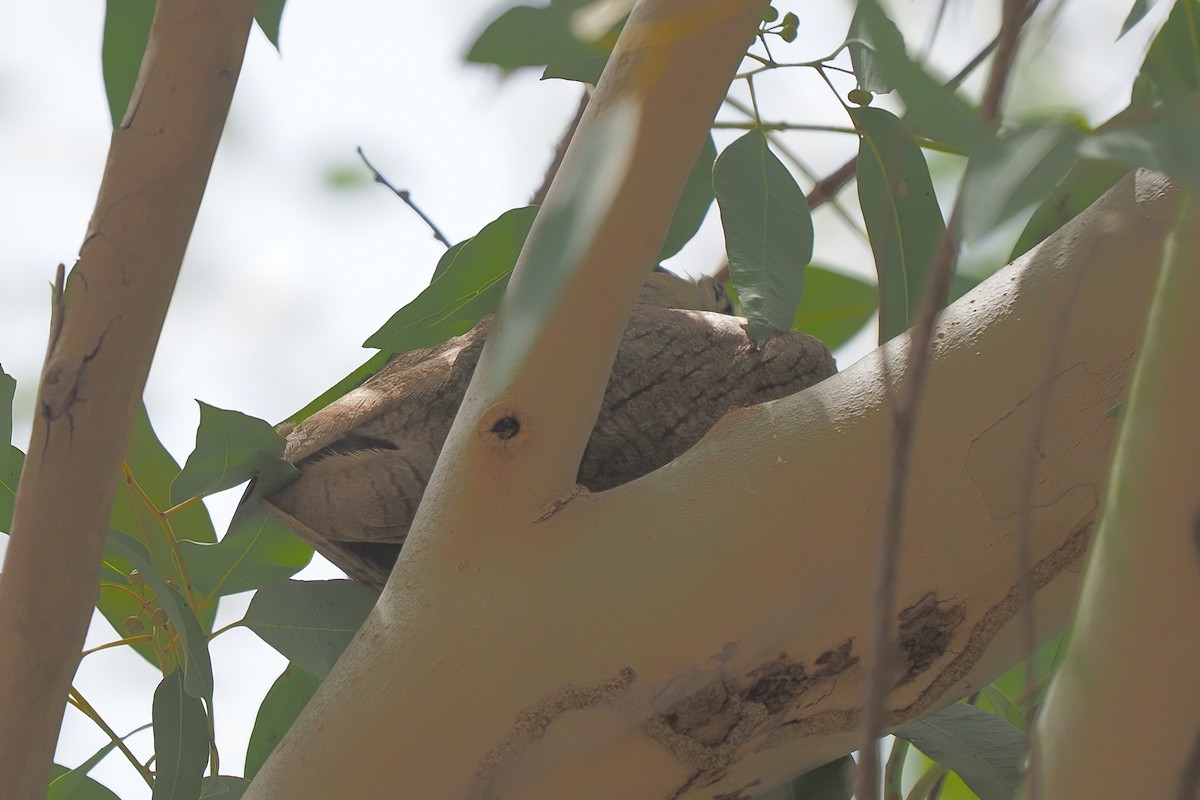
(0, 3), (256, 796)
(245, 35), (1178, 798)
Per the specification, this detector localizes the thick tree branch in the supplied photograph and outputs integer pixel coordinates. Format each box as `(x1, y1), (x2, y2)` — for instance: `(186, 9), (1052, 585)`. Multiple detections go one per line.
(1032, 191), (1200, 799)
(249, 163), (1176, 800)
(0, 3), (255, 796)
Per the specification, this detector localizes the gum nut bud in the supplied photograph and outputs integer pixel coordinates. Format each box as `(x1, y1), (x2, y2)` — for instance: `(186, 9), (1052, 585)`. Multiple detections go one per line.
(151, 608), (170, 627)
(123, 616), (145, 634)
(128, 569), (143, 586)
(848, 88), (873, 106)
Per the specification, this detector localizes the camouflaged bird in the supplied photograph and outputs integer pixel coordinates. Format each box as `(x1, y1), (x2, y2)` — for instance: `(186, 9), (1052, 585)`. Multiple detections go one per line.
(262, 272), (835, 588)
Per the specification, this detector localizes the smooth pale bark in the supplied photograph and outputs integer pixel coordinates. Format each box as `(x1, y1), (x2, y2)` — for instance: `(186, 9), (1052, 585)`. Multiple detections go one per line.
(1030, 194), (1200, 799)
(249, 170), (1178, 798)
(0, 2), (255, 796)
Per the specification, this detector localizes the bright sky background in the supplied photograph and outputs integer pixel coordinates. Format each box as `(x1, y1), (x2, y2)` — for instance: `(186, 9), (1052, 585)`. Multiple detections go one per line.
(0, 0), (1164, 795)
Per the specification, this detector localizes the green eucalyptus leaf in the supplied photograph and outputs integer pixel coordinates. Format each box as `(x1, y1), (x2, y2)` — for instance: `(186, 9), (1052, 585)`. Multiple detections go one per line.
(896, 702), (1028, 800)
(244, 663), (322, 779)
(1139, 0), (1200, 94)
(845, 6), (892, 94)
(102, 0), (155, 128)
(852, 106), (946, 342)
(1119, 0), (1158, 39)
(48, 764), (122, 800)
(1010, 159), (1128, 260)
(106, 530), (214, 702)
(659, 134), (717, 262)
(466, 0), (597, 71)
(243, 580), (379, 679)
(0, 365), (14, 467)
(171, 403), (287, 504)
(151, 670), (209, 800)
(200, 776), (251, 799)
(757, 755), (854, 799)
(1081, 102), (1200, 192)
(0, 445), (20, 534)
(255, 0), (287, 51)
(961, 122), (1084, 244)
(180, 455), (309, 599)
(104, 405), (218, 665)
(49, 723), (152, 800)
(281, 351), (392, 428)
(979, 685), (1029, 732)
(364, 206), (538, 353)
(714, 129), (813, 345)
(792, 266), (877, 351)
(852, 0), (989, 154)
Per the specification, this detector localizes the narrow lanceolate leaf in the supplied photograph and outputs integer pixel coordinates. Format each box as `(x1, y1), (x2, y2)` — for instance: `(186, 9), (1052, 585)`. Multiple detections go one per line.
(151, 670), (209, 800)
(658, 134), (717, 262)
(960, 122), (1083, 244)
(171, 403), (287, 504)
(254, 0), (287, 51)
(244, 580), (379, 679)
(791, 266), (877, 351)
(852, 106), (946, 343)
(101, 0), (155, 128)
(106, 530), (215, 702)
(852, 0), (989, 155)
(282, 350), (392, 427)
(1010, 159), (1129, 260)
(714, 129), (813, 345)
(181, 455), (309, 599)
(1119, 0), (1158, 39)
(48, 764), (121, 800)
(758, 755), (855, 799)
(896, 702), (1028, 800)
(0, 364), (14, 469)
(0, 445), (23, 533)
(845, 5), (893, 94)
(364, 206), (538, 353)
(465, 0), (598, 71)
(244, 664), (322, 779)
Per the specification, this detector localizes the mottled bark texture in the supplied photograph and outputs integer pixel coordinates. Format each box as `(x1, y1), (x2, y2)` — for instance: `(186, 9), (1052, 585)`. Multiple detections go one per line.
(266, 305), (834, 588)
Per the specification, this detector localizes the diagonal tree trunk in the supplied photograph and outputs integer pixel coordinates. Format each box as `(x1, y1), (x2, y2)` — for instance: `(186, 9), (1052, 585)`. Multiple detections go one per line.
(0, 3), (257, 796)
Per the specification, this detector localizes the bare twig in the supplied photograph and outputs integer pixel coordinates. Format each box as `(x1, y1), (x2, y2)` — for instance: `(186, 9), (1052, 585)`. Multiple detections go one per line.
(530, 89), (590, 206)
(356, 146), (452, 248)
(854, 3), (1034, 799)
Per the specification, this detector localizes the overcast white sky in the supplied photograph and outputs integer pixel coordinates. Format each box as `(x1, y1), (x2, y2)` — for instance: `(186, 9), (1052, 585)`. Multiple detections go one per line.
(0, 0), (1163, 795)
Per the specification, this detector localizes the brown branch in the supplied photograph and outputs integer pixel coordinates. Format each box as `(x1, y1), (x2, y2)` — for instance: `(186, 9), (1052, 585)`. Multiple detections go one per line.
(0, 2), (257, 796)
(530, 88), (590, 207)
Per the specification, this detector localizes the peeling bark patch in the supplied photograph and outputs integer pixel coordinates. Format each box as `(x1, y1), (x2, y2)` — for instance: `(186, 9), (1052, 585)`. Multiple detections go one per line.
(470, 667), (636, 798)
(763, 517), (1095, 750)
(650, 642), (857, 789)
(897, 594), (966, 685)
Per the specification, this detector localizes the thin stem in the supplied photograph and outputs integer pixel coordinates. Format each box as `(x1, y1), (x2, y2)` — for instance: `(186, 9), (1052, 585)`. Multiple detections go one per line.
(356, 146), (452, 248)
(885, 737), (910, 800)
(67, 686), (154, 787)
(80, 633), (155, 658)
(122, 463), (200, 611)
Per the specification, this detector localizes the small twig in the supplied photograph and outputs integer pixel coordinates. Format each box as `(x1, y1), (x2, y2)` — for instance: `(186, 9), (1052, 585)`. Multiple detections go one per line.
(855, 4), (1034, 800)
(530, 89), (590, 206)
(67, 687), (154, 787)
(805, 9), (1032, 216)
(356, 146), (452, 248)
